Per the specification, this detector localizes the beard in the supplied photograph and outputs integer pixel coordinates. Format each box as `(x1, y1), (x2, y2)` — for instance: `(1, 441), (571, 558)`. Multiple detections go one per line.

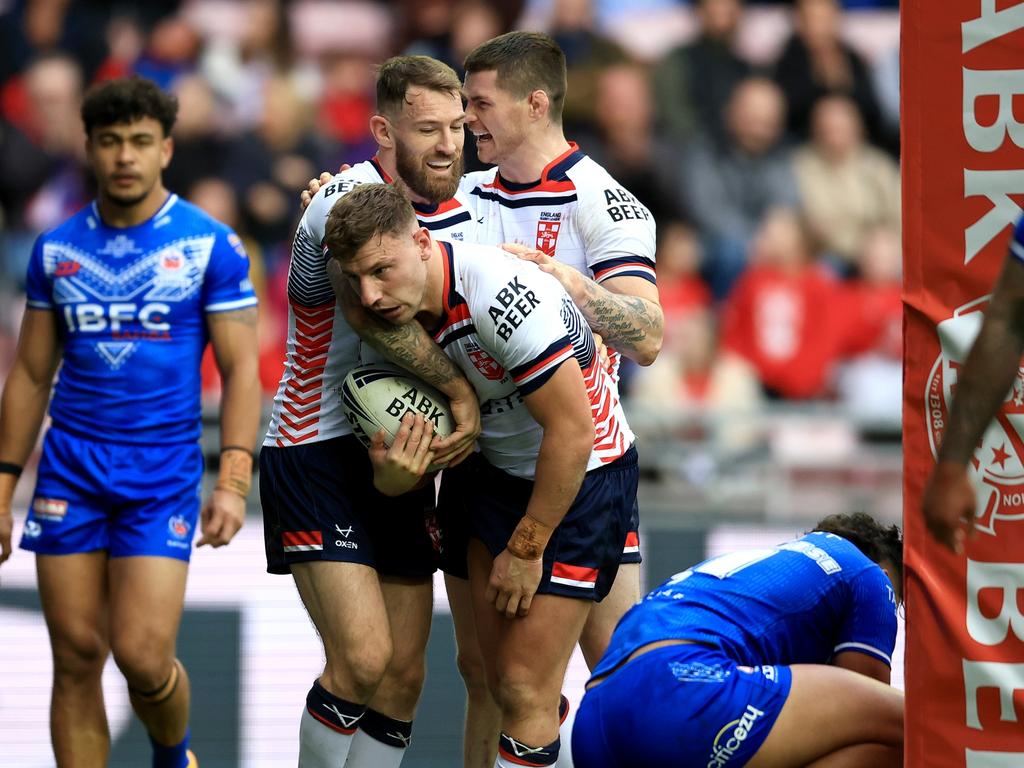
(395, 142), (463, 203)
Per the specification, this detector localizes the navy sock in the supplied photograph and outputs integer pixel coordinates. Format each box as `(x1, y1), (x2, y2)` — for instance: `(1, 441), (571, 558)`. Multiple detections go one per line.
(150, 728), (189, 768)
(498, 732), (560, 767)
(306, 680), (366, 734)
(358, 708), (413, 748)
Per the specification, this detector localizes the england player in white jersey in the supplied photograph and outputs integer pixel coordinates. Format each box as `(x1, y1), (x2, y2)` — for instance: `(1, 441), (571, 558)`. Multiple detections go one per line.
(325, 182), (640, 768)
(458, 32), (661, 766)
(258, 57), (479, 768)
(301, 35), (663, 767)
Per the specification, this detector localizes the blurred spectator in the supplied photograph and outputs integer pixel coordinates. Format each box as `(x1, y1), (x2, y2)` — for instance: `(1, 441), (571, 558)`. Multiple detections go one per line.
(163, 74), (228, 198)
(0, 0), (109, 84)
(653, 0), (752, 146)
(224, 75), (331, 255)
(631, 306), (764, 453)
(583, 62), (685, 224)
(547, 0), (631, 135)
(449, 0), (505, 68)
(0, 117), (52, 234)
(836, 225), (902, 425)
(0, 52), (87, 285)
(200, 0), (319, 131)
(93, 13), (146, 82)
(772, 0), (892, 152)
(681, 76), (799, 299)
(317, 52), (375, 161)
(720, 207), (846, 400)
(794, 94), (899, 272)
(650, 221), (711, 336)
(872, 43), (899, 142)
(524, 0), (682, 30)
(397, 0), (520, 70)
(399, 0), (455, 64)
(20, 53), (89, 234)
(132, 13), (201, 90)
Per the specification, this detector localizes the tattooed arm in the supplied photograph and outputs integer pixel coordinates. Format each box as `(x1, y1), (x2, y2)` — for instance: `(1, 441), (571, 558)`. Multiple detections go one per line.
(513, 249), (663, 366)
(922, 255), (1024, 553)
(327, 258), (481, 466)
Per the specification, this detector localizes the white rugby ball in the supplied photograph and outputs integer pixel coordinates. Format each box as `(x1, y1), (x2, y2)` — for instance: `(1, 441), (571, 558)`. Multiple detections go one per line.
(341, 363), (455, 464)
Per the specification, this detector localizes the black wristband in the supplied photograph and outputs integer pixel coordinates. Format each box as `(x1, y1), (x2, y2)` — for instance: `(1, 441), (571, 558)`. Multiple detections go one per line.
(0, 462), (23, 478)
(220, 445), (254, 458)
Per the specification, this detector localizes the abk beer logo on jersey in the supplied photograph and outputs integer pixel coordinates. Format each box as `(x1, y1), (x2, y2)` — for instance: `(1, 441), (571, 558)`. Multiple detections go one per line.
(927, 296), (1024, 537)
(536, 212), (562, 256)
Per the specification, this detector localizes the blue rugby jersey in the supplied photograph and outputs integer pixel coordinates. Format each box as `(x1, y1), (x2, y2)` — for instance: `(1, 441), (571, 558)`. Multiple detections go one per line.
(24, 194), (258, 444)
(593, 531), (899, 677)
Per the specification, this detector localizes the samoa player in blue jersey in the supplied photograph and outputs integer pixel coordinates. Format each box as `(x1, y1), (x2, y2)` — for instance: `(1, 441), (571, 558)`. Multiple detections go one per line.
(572, 513), (904, 768)
(0, 77), (259, 768)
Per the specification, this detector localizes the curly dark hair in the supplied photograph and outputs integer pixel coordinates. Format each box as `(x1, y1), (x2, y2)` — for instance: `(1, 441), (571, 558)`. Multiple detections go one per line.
(812, 512), (903, 587)
(81, 76), (178, 137)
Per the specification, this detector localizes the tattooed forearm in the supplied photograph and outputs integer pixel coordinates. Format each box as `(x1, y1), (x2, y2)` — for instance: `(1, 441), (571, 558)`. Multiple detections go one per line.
(576, 280), (663, 365)
(363, 320), (467, 392)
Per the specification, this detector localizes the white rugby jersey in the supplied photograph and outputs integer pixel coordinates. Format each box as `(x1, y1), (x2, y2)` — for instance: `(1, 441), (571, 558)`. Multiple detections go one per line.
(432, 240), (633, 478)
(264, 158), (475, 447)
(458, 143), (657, 380)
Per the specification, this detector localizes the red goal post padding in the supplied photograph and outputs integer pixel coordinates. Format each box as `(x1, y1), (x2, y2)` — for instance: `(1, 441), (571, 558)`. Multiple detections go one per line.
(903, 2), (1024, 764)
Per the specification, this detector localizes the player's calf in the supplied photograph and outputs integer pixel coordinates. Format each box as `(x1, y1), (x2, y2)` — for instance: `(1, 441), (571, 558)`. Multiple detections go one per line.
(300, 680), (367, 768)
(346, 708), (415, 768)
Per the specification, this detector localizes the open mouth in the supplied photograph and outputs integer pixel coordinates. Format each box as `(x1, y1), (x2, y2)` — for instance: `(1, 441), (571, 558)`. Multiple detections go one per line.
(473, 131), (493, 144)
(426, 160), (454, 172)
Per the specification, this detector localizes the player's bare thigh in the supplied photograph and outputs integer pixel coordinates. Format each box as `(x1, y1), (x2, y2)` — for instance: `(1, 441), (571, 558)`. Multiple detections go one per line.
(746, 664), (903, 768)
(579, 562), (640, 669)
(36, 552), (111, 664)
(291, 560), (393, 692)
(107, 556), (189, 664)
(467, 541), (591, 729)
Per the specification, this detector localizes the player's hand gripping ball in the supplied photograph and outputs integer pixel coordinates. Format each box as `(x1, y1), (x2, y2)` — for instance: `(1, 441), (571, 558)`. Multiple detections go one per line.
(341, 363), (455, 471)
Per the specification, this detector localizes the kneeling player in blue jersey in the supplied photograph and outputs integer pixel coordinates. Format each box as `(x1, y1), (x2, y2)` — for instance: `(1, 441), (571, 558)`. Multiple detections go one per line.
(0, 77), (260, 768)
(572, 513), (904, 768)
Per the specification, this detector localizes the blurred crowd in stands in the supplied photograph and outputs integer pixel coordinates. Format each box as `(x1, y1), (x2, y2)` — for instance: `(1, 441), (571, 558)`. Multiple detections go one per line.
(0, 0), (903, 456)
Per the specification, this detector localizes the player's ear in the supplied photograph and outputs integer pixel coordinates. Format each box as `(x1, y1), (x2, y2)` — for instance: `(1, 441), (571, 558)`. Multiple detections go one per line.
(413, 227), (432, 258)
(160, 135), (174, 170)
(528, 89), (550, 121)
(370, 115), (392, 149)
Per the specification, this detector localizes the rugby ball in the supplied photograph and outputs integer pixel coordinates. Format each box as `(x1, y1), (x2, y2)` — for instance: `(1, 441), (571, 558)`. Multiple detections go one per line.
(341, 363), (455, 466)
